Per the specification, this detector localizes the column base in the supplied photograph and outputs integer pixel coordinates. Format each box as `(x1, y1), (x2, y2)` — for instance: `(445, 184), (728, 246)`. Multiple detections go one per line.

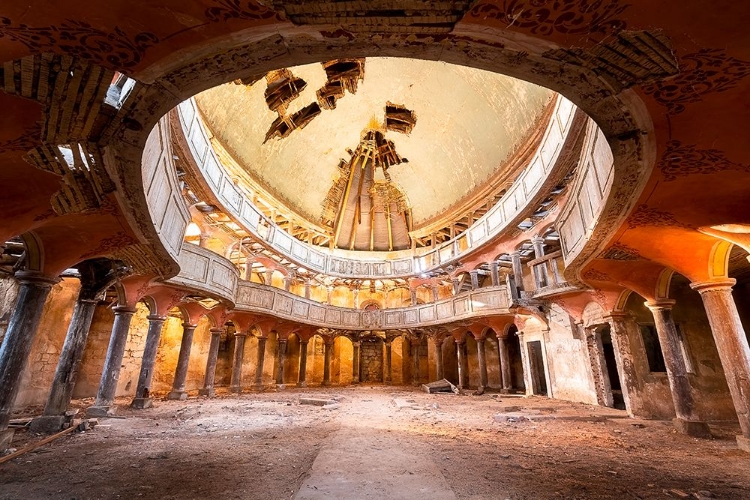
(87, 405), (116, 417)
(321, 381), (330, 387)
(296, 381), (307, 388)
(130, 397), (153, 409)
(673, 418), (712, 438)
(276, 384), (286, 390)
(167, 390), (188, 400)
(500, 388), (513, 394)
(229, 386), (243, 394)
(198, 388), (215, 397)
(29, 415), (67, 434)
(737, 435), (750, 452)
(0, 429), (15, 452)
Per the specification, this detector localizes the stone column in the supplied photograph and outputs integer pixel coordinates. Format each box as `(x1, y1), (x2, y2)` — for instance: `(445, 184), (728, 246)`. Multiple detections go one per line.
(432, 337), (444, 380)
(490, 262), (500, 286)
(304, 283), (311, 299)
(384, 339), (393, 384)
(517, 333), (533, 395)
(254, 336), (267, 389)
(229, 333), (248, 393)
(0, 272), (58, 449)
(283, 276), (292, 292)
(297, 339), (309, 387)
(130, 315), (166, 409)
(167, 323), (198, 400)
(691, 279), (750, 450)
(351, 341), (360, 384)
(34, 285), (101, 430)
(470, 271), (479, 290)
(605, 313), (644, 418)
(476, 336), (488, 392)
(497, 336), (513, 393)
(275, 338), (288, 387)
(326, 286), (333, 305)
(456, 339), (467, 389)
(198, 327), (223, 397)
(322, 339), (333, 386)
(531, 235), (549, 287)
(87, 305), (137, 416)
(584, 328), (614, 408)
(411, 338), (421, 386)
(410, 289), (418, 306)
(431, 286), (439, 302)
(452, 278), (461, 295)
(646, 300), (710, 437)
(511, 252), (524, 293)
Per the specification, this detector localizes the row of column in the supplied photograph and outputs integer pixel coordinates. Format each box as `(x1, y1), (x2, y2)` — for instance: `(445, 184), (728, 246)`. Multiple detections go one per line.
(431, 335), (515, 392)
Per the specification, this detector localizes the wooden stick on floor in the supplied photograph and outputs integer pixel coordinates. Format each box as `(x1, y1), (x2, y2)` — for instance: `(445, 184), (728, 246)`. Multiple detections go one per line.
(0, 425), (76, 465)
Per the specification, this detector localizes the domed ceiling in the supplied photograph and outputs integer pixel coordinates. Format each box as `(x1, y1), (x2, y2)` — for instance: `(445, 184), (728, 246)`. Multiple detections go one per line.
(195, 58), (553, 251)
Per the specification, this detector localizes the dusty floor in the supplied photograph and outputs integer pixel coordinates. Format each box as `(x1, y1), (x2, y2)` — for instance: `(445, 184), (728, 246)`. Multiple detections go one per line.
(1, 386), (749, 499)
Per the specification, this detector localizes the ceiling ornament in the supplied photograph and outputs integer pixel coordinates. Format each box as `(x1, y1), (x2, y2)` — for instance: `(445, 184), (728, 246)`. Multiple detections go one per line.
(642, 48), (750, 115)
(657, 139), (750, 182)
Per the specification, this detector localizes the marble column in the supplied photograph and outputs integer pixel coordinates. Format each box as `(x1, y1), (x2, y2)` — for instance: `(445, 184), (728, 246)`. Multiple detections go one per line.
(254, 336), (267, 389)
(470, 271), (479, 290)
(87, 305), (137, 416)
(229, 332), (248, 393)
(490, 262), (500, 286)
(647, 300), (710, 437)
(198, 327), (223, 397)
(322, 339), (333, 386)
(605, 313), (644, 418)
(691, 280), (750, 450)
(351, 341), (360, 384)
(497, 336), (513, 393)
(432, 337), (444, 380)
(275, 338), (288, 387)
(456, 339), (467, 389)
(476, 336), (488, 391)
(130, 314), (166, 409)
(411, 339), (421, 385)
(0, 271), (58, 449)
(167, 323), (198, 400)
(384, 339), (393, 384)
(297, 339), (309, 387)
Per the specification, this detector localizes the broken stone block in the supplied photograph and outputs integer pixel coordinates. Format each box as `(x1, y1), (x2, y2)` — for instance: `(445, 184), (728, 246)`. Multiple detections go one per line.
(299, 397), (336, 406)
(29, 415), (67, 434)
(422, 379), (458, 394)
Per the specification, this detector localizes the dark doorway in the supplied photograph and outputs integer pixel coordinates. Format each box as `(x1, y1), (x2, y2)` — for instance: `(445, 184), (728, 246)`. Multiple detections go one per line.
(600, 326), (625, 410)
(360, 337), (383, 382)
(527, 341), (547, 395)
(442, 338), (459, 385)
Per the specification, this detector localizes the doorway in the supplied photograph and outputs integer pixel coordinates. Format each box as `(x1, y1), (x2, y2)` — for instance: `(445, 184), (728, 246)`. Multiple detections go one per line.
(527, 341), (547, 396)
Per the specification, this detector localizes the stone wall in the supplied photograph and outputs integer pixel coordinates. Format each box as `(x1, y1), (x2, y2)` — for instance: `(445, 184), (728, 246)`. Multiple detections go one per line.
(360, 338), (383, 382)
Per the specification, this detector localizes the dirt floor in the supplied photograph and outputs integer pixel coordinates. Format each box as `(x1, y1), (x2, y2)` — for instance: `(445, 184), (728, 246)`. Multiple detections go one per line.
(1, 386), (749, 499)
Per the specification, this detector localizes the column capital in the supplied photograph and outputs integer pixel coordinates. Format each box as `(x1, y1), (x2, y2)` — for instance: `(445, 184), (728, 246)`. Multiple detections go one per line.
(15, 270), (60, 287)
(113, 305), (137, 315)
(146, 314), (167, 322)
(689, 278), (737, 294)
(278, 337), (288, 344)
(234, 332), (248, 338)
(300, 338), (310, 344)
(182, 323), (198, 330)
(352, 341), (360, 347)
(209, 327), (224, 335)
(644, 299), (676, 311)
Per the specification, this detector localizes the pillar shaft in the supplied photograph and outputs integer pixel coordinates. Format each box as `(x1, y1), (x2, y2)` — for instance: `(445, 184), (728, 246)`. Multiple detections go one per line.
(605, 314), (644, 417)
(130, 315), (166, 408)
(254, 337), (267, 388)
(322, 340), (332, 385)
(498, 336), (512, 391)
(0, 272), (57, 431)
(647, 302), (706, 429)
(470, 271), (479, 290)
(517, 333), (533, 395)
(297, 340), (309, 387)
(585, 329), (614, 407)
(692, 280), (750, 439)
(411, 340), (420, 385)
(89, 306), (136, 413)
(230, 333), (247, 393)
(43, 295), (99, 416)
(476, 337), (488, 389)
(456, 341), (467, 389)
(351, 341), (360, 383)
(511, 252), (524, 292)
(168, 323), (197, 399)
(275, 339), (288, 385)
(433, 338), (444, 380)
(490, 262), (500, 287)
(199, 328), (223, 397)
(384, 341), (392, 384)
